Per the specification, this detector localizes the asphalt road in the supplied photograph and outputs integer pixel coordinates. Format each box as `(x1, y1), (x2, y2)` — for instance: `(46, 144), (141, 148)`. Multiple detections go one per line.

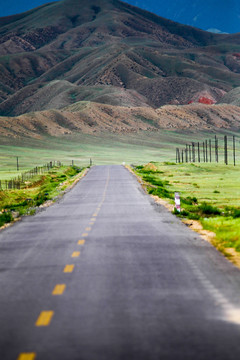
(1, 165), (240, 360)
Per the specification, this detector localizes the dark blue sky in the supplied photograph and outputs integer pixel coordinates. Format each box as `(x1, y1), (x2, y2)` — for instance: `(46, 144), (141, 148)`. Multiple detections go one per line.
(0, 0), (239, 33)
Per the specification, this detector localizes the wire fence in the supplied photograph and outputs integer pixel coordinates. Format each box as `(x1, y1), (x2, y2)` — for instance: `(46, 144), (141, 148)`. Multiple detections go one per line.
(175, 135), (237, 165)
(0, 161), (62, 191)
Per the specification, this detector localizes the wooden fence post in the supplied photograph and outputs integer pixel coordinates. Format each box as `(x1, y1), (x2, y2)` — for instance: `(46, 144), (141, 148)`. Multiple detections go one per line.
(192, 142), (195, 162)
(205, 140), (208, 162)
(209, 139), (211, 163)
(233, 135), (236, 166)
(224, 135), (228, 165)
(215, 135), (218, 163)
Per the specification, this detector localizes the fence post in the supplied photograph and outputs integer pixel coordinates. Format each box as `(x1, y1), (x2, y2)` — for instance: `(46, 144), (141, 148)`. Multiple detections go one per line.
(233, 135), (236, 166)
(209, 139), (211, 163)
(185, 145), (188, 163)
(198, 142), (200, 162)
(192, 142), (195, 162)
(215, 135), (218, 163)
(189, 145), (191, 162)
(205, 140), (208, 162)
(224, 135), (228, 165)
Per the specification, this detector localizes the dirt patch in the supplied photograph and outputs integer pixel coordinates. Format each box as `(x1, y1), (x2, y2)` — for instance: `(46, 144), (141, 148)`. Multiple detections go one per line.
(143, 163), (158, 172)
(225, 248), (240, 268)
(150, 195), (174, 212)
(182, 219), (216, 243)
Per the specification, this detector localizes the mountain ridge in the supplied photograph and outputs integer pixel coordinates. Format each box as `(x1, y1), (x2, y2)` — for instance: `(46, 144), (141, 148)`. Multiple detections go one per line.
(1, 0), (240, 137)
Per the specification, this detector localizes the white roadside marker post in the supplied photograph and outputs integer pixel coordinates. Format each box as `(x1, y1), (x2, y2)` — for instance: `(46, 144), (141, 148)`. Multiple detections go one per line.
(175, 192), (181, 212)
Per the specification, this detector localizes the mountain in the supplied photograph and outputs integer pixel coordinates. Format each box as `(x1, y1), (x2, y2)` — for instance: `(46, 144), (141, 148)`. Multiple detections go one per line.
(1, 102), (240, 139)
(126, 0), (240, 34)
(219, 87), (240, 106)
(1, 0), (240, 136)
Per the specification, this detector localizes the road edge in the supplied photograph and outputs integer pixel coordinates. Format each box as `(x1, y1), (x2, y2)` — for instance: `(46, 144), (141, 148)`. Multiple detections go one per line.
(125, 165), (240, 269)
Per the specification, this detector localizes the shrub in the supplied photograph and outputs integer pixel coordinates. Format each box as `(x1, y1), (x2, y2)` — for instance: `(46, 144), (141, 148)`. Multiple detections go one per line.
(182, 196), (198, 205)
(172, 208), (189, 217)
(164, 162), (176, 165)
(149, 187), (173, 199)
(188, 213), (200, 220)
(143, 174), (165, 187)
(233, 209), (240, 218)
(198, 202), (221, 216)
(0, 212), (13, 227)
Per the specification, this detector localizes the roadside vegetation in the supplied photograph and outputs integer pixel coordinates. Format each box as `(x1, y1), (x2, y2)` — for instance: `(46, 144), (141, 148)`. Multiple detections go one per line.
(0, 165), (86, 228)
(134, 162), (240, 258)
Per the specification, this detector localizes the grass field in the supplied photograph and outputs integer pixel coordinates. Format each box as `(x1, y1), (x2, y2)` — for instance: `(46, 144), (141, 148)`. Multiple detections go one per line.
(134, 161), (240, 259)
(0, 129), (239, 180)
(0, 165), (85, 227)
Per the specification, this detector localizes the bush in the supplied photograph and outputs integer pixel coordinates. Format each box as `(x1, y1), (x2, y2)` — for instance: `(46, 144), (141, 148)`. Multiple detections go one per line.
(188, 213), (200, 220)
(233, 209), (240, 218)
(198, 202), (221, 216)
(0, 212), (13, 227)
(164, 162), (176, 165)
(182, 196), (198, 205)
(149, 186), (173, 199)
(35, 192), (49, 206)
(172, 208), (189, 217)
(143, 174), (164, 186)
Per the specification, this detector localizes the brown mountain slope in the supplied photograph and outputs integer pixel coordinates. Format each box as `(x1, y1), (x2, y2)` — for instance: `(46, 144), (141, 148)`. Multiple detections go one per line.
(1, 102), (240, 139)
(219, 87), (240, 107)
(1, 0), (240, 116)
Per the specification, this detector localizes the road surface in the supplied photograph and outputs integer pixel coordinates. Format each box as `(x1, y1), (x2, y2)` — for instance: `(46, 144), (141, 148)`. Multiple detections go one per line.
(0, 165), (240, 360)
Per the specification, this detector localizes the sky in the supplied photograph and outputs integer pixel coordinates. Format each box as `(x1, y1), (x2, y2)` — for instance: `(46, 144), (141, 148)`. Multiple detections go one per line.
(0, 0), (52, 17)
(0, 0), (239, 33)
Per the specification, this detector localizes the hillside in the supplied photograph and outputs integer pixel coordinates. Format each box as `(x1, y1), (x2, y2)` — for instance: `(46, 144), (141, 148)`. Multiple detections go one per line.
(1, 101), (240, 140)
(219, 87), (240, 107)
(1, 0), (240, 118)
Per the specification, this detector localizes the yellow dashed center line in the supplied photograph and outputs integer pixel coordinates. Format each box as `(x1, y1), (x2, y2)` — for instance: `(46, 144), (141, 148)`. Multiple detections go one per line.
(72, 251), (80, 258)
(17, 354), (36, 360)
(93, 214), (97, 217)
(35, 311), (54, 327)
(52, 284), (66, 295)
(89, 222), (94, 225)
(85, 227), (91, 231)
(82, 233), (88, 237)
(90, 218), (96, 222)
(78, 239), (85, 245)
(63, 264), (75, 273)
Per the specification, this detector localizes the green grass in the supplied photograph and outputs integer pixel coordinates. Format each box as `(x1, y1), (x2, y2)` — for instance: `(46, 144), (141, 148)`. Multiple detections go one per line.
(0, 129), (239, 180)
(135, 161), (240, 254)
(0, 165), (85, 227)
(1, 129), (240, 254)
(202, 217), (240, 253)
